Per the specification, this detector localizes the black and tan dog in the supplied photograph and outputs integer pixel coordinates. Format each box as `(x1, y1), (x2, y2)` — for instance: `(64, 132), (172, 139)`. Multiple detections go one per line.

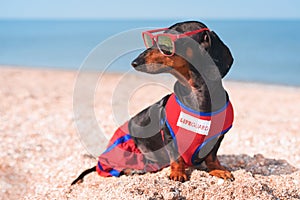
(72, 21), (234, 185)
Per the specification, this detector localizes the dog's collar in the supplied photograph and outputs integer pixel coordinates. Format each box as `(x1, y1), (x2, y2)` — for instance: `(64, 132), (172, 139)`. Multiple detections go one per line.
(173, 93), (229, 117)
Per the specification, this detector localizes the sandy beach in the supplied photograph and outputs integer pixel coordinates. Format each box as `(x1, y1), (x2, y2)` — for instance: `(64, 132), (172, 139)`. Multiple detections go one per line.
(1, 66), (300, 200)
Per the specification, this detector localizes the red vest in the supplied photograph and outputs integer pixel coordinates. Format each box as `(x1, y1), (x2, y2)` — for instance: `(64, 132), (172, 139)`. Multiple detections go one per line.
(165, 94), (234, 166)
(96, 93), (234, 176)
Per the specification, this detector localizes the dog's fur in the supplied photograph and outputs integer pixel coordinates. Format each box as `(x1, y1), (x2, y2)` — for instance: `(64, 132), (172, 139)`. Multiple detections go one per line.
(72, 21), (234, 185)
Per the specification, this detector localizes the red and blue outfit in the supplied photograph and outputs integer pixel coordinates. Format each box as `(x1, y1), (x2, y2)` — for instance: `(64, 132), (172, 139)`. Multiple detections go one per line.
(96, 93), (234, 177)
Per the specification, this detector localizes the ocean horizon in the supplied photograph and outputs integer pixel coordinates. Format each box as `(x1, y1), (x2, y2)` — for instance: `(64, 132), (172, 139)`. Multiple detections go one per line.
(0, 19), (299, 86)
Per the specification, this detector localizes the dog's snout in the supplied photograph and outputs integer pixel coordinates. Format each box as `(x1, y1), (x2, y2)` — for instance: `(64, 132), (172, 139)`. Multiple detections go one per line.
(131, 53), (146, 68)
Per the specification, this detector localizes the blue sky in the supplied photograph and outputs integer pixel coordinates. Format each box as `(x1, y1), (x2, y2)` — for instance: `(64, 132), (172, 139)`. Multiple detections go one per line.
(1, 0), (300, 20)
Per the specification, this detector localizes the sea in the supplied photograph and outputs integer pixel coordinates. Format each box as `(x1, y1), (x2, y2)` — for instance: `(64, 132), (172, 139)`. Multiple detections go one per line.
(0, 19), (299, 86)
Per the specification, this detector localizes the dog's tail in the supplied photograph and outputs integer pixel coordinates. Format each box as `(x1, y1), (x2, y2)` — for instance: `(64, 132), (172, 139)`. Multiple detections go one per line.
(71, 166), (96, 185)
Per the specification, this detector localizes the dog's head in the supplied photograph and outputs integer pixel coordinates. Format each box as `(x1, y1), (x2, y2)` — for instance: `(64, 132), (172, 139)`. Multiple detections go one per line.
(132, 21), (233, 81)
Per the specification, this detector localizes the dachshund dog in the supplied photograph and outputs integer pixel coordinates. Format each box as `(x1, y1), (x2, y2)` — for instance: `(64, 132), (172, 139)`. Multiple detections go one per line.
(72, 21), (234, 185)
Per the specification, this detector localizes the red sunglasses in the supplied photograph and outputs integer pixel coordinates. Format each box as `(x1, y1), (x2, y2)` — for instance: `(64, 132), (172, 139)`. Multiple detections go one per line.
(142, 27), (210, 56)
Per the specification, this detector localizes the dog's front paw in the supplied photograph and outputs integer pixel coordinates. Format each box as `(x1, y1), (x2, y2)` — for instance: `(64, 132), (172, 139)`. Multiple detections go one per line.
(169, 171), (188, 182)
(169, 157), (188, 182)
(209, 169), (234, 181)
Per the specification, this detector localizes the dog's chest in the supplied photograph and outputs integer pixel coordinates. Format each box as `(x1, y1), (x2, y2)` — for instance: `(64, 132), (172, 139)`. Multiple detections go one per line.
(164, 93), (233, 166)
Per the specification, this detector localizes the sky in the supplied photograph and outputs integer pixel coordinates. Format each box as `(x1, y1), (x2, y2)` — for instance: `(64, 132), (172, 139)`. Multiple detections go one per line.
(0, 0), (300, 20)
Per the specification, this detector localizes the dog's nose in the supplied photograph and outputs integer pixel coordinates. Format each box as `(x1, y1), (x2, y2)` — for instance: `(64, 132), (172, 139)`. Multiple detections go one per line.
(131, 60), (138, 68)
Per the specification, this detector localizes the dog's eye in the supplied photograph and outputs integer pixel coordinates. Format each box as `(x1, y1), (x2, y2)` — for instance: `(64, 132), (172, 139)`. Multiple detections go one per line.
(157, 36), (174, 56)
(159, 45), (173, 55)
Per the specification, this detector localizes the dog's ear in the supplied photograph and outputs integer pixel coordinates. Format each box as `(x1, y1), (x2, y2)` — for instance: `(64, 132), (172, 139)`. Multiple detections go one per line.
(207, 31), (234, 78)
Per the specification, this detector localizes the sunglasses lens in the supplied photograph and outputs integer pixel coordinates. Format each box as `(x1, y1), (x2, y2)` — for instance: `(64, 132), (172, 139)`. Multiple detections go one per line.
(143, 34), (153, 48)
(157, 35), (174, 56)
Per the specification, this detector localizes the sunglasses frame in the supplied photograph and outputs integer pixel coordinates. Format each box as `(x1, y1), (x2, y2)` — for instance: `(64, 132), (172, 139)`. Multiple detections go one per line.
(142, 27), (210, 56)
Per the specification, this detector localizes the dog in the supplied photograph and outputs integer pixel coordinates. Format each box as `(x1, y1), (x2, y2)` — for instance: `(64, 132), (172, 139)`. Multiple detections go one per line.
(72, 20), (234, 185)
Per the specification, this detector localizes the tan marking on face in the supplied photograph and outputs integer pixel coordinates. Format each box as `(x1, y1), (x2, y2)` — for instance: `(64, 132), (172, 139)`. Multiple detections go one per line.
(145, 49), (191, 80)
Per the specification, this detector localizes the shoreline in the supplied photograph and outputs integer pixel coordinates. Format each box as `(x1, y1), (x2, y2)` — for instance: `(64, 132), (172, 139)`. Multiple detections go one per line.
(1, 66), (300, 199)
(1, 65), (300, 89)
